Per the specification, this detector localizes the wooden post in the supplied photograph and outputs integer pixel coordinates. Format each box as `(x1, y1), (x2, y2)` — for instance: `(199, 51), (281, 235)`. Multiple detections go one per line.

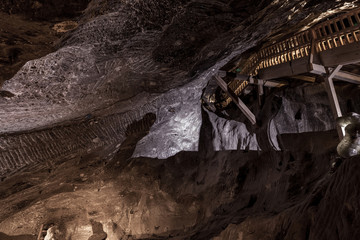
(309, 29), (317, 68)
(257, 79), (264, 107)
(37, 224), (44, 240)
(214, 74), (256, 125)
(324, 65), (344, 139)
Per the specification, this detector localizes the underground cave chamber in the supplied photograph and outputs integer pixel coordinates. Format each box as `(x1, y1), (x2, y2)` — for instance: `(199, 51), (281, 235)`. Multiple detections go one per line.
(0, 0), (360, 239)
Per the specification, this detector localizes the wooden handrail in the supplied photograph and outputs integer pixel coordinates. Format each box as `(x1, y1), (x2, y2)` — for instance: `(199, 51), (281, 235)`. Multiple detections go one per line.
(237, 7), (360, 76)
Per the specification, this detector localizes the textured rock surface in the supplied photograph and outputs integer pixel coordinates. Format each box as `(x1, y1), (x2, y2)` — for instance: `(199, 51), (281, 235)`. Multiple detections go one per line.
(0, 0), (89, 84)
(0, 12), (58, 84)
(269, 84), (360, 151)
(337, 112), (360, 158)
(1, 0), (360, 239)
(273, 84), (336, 133)
(268, 84), (336, 150)
(0, 0), (90, 20)
(1, 128), (359, 239)
(2, 0), (355, 133)
(206, 109), (259, 151)
(213, 154), (360, 240)
(132, 75), (208, 159)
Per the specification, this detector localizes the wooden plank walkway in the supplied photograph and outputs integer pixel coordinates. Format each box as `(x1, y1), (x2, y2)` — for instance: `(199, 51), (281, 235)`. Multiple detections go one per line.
(214, 7), (360, 135)
(235, 7), (360, 80)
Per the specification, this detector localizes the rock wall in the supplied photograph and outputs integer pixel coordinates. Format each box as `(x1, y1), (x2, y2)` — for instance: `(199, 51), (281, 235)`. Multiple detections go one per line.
(2, 130), (358, 240)
(268, 84), (335, 150)
(205, 109), (259, 151)
(268, 84), (360, 150)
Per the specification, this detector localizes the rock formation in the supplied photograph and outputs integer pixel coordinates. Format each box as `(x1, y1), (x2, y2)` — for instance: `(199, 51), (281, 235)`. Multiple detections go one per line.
(0, 0), (360, 239)
(337, 112), (360, 158)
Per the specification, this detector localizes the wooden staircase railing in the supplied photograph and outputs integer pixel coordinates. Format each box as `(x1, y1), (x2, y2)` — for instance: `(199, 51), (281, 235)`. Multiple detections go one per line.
(221, 79), (249, 107)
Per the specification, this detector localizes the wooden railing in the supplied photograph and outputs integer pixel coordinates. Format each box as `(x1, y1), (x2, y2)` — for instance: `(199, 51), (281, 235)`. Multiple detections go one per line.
(220, 79), (249, 107)
(312, 9), (360, 51)
(238, 7), (360, 76)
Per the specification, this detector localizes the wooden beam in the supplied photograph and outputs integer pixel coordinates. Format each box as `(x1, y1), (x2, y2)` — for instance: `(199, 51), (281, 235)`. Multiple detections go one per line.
(334, 71), (360, 84)
(319, 41), (360, 66)
(249, 77), (286, 87)
(263, 81), (287, 88)
(235, 73), (249, 81)
(291, 75), (316, 82)
(309, 32), (316, 64)
(324, 66), (344, 140)
(214, 74), (257, 125)
(310, 63), (360, 84)
(257, 79), (264, 96)
(310, 63), (326, 75)
(37, 224), (44, 240)
(257, 79), (264, 107)
(258, 57), (311, 80)
(329, 65), (343, 80)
